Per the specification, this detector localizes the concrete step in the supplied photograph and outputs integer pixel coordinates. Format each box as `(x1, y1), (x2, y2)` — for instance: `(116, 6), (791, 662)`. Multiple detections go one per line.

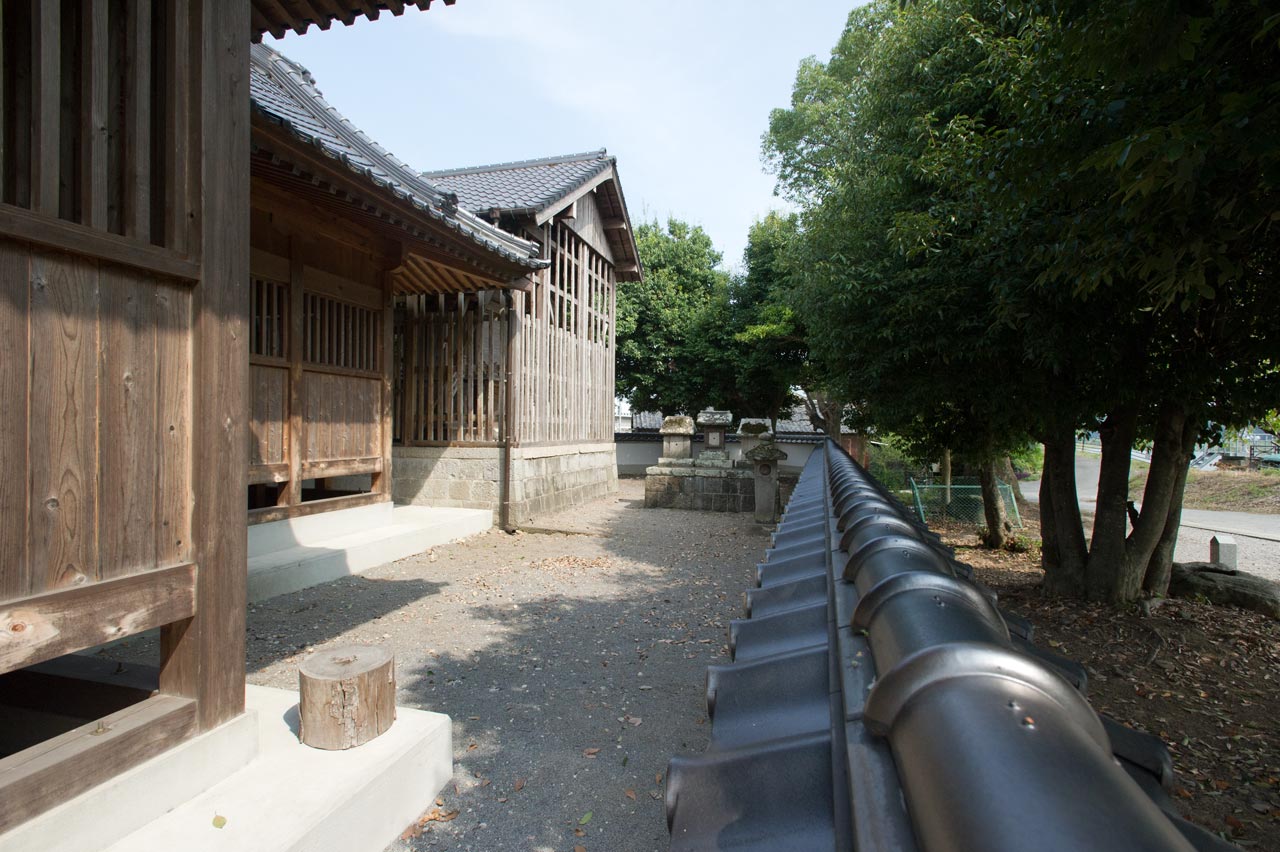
(248, 506), (491, 602)
(104, 685), (451, 852)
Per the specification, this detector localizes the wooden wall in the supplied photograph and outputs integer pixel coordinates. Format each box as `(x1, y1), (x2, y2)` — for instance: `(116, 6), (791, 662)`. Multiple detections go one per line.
(248, 203), (393, 523)
(394, 215), (615, 449)
(0, 0), (249, 831)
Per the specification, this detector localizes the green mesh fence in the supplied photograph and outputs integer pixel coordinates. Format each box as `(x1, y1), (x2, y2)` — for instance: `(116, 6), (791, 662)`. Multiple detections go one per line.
(909, 476), (1022, 529)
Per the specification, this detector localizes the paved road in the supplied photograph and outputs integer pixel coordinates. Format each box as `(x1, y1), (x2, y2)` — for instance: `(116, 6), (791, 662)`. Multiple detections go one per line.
(1018, 455), (1280, 581)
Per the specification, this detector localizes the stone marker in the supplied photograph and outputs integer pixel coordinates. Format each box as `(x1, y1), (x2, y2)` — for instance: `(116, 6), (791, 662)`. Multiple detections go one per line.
(745, 442), (788, 524)
(660, 415), (695, 460)
(299, 644), (396, 750)
(736, 418), (772, 459)
(696, 409), (733, 459)
(1210, 534), (1238, 570)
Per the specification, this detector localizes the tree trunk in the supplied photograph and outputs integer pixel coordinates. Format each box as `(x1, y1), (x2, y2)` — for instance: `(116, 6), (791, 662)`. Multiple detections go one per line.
(1085, 409), (1139, 602)
(803, 390), (843, 441)
(1000, 455), (1031, 512)
(1143, 417), (1198, 596)
(1113, 406), (1189, 601)
(979, 457), (1011, 549)
(1040, 428), (1088, 597)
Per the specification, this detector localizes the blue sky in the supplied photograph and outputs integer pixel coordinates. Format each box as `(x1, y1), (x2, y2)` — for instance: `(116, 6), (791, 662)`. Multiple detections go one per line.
(266, 1), (859, 270)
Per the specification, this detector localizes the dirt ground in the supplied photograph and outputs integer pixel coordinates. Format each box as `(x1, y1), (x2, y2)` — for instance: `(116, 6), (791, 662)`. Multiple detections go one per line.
(113, 479), (764, 852)
(952, 529), (1280, 850)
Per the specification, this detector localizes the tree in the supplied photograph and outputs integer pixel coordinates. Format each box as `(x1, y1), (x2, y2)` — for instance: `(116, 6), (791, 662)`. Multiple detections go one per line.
(615, 218), (730, 414)
(764, 0), (1280, 594)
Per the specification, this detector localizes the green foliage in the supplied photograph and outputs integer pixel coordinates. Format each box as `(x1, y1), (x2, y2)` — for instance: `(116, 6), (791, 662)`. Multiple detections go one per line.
(616, 216), (807, 420)
(1010, 444), (1044, 477)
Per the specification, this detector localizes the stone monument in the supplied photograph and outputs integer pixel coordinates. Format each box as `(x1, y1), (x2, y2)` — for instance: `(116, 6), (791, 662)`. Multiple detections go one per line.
(745, 442), (788, 524)
(660, 415), (695, 461)
(696, 409), (734, 460)
(645, 409), (753, 512)
(736, 418), (772, 458)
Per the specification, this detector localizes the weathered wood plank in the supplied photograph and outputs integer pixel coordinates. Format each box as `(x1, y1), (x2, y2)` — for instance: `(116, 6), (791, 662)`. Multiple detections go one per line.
(165, 0), (191, 251)
(79, 0), (109, 230)
(155, 282), (191, 566)
(0, 562), (196, 675)
(99, 269), (159, 579)
(0, 694), (196, 834)
(28, 251), (99, 592)
(300, 456), (383, 479)
(248, 462), (290, 485)
(0, 205), (201, 281)
(247, 490), (389, 526)
(124, 0), (152, 242)
(160, 0), (248, 733)
(0, 242), (30, 603)
(29, 0), (60, 217)
(250, 364), (287, 465)
(285, 241), (305, 505)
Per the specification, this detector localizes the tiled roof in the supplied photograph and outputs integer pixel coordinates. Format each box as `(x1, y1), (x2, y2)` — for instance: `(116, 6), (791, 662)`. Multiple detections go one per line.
(423, 150), (615, 216)
(249, 44), (544, 270)
(253, 0), (452, 43)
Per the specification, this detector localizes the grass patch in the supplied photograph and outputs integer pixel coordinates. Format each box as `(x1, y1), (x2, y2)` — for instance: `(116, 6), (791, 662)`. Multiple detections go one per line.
(1129, 464), (1280, 514)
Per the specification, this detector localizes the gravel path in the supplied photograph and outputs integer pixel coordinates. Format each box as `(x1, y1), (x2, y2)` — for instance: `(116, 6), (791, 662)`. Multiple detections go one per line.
(240, 479), (766, 851)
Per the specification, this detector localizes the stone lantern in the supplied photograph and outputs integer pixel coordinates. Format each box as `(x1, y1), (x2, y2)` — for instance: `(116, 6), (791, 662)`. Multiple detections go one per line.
(696, 409), (733, 461)
(735, 418), (772, 460)
(660, 415), (695, 461)
(745, 442), (788, 524)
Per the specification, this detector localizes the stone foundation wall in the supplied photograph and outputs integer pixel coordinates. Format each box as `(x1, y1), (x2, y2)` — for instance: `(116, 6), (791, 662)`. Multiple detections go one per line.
(393, 443), (617, 523)
(644, 467), (755, 512)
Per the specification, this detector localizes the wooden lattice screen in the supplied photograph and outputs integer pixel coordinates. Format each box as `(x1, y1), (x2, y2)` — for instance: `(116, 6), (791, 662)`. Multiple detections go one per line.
(394, 221), (615, 449)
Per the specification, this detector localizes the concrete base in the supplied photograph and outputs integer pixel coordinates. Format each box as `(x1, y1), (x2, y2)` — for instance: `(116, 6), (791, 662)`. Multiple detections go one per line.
(106, 685), (452, 852)
(248, 503), (492, 602)
(0, 708), (260, 852)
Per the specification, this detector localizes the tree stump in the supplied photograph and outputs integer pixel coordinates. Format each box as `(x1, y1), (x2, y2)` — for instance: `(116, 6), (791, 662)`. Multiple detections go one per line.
(298, 645), (396, 750)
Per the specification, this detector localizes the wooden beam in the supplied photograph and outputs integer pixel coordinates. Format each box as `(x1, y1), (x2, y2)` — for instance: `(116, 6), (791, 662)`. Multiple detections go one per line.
(533, 170), (614, 227)
(247, 491), (389, 526)
(80, 1), (109, 231)
(0, 695), (197, 833)
(124, 0), (152, 242)
(249, 462), (290, 485)
(299, 456), (383, 479)
(160, 0), (249, 734)
(0, 205), (201, 281)
(0, 563), (197, 676)
(29, 0), (60, 216)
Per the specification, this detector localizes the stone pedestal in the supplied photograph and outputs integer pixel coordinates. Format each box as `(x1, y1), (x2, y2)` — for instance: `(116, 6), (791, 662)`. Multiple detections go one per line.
(736, 418), (772, 459)
(745, 442), (788, 524)
(660, 415), (695, 461)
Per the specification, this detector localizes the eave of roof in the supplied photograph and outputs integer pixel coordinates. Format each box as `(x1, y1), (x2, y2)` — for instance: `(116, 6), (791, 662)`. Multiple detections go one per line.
(249, 43), (546, 274)
(252, 0), (454, 43)
(425, 149), (643, 282)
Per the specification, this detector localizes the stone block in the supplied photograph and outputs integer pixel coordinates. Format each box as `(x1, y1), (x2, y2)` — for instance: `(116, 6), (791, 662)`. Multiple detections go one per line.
(1210, 535), (1238, 569)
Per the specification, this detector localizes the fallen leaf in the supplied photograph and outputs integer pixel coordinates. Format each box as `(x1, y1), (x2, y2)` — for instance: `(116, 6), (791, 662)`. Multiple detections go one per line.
(479, 779), (492, 788)
(579, 811), (594, 825)
(498, 797), (508, 803)
(625, 789), (637, 800)
(435, 797), (444, 806)
(575, 846), (587, 852)
(1212, 779), (1230, 791)
(575, 828), (586, 837)
(515, 778), (526, 792)
(656, 772), (663, 784)
(583, 747), (600, 758)
(212, 815), (227, 829)
(467, 743), (478, 751)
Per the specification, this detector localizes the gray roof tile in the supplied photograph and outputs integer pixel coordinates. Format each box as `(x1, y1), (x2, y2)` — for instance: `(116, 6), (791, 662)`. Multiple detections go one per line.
(424, 150), (614, 216)
(249, 44), (543, 269)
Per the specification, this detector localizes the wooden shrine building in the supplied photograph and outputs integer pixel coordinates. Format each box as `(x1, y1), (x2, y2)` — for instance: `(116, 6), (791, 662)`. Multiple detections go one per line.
(403, 150), (641, 523)
(0, 1), (485, 842)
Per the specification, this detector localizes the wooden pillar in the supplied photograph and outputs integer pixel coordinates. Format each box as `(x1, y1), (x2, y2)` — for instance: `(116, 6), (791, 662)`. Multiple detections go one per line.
(159, 0), (249, 732)
(375, 267), (394, 496)
(282, 237), (305, 506)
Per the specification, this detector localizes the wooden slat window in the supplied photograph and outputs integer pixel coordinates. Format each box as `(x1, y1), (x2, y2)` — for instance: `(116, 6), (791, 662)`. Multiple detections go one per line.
(303, 291), (380, 373)
(249, 276), (287, 360)
(0, 1), (193, 253)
